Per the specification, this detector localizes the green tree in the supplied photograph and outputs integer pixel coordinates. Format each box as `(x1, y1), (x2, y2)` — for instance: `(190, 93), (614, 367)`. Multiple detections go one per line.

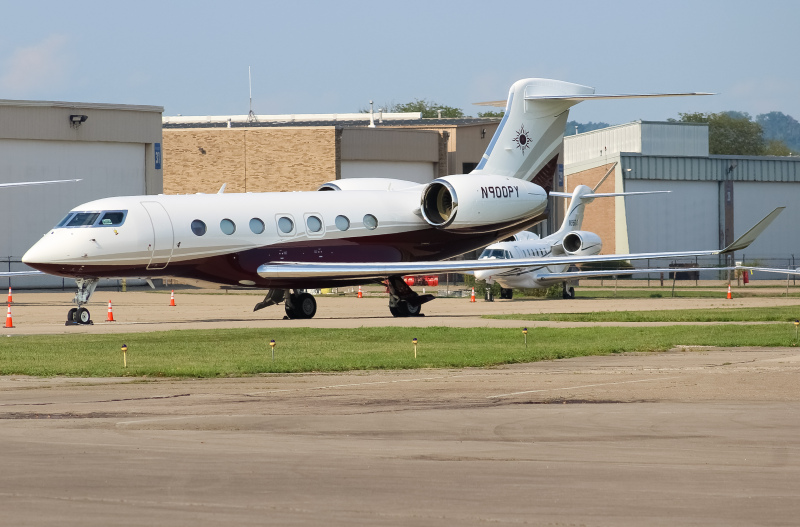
(675, 112), (766, 155)
(389, 99), (465, 118)
(756, 111), (800, 152)
(477, 110), (504, 118)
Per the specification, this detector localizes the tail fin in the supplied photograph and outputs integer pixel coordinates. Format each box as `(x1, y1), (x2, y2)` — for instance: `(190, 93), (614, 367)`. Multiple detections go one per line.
(471, 79), (592, 183)
(471, 78), (712, 184)
(549, 182), (671, 238)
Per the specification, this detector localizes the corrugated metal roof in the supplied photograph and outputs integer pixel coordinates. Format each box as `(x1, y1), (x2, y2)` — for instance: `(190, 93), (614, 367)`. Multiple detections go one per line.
(621, 154), (800, 182)
(0, 99), (162, 113)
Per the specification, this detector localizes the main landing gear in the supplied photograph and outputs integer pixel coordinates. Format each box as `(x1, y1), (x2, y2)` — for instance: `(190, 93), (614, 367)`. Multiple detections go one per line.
(66, 278), (99, 325)
(386, 275), (434, 317)
(562, 281), (575, 299)
(254, 289), (317, 320)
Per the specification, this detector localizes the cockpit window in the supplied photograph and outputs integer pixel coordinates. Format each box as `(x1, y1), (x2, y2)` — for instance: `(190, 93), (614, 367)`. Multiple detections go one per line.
(99, 211), (125, 226)
(479, 249), (506, 259)
(56, 213), (74, 227)
(66, 212), (100, 227)
(57, 210), (128, 228)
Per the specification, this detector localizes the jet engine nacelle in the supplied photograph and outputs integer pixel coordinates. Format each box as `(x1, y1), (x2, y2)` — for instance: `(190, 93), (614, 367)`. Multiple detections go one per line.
(562, 231), (602, 256)
(420, 175), (547, 230)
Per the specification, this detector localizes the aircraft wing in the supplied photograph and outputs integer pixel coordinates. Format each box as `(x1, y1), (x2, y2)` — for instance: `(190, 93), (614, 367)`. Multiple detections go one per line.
(533, 266), (800, 281)
(0, 179), (81, 188)
(258, 207), (783, 281)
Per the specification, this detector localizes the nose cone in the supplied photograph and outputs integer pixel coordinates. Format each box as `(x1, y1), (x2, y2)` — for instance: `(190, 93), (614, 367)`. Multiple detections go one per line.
(22, 236), (63, 274)
(474, 269), (493, 281)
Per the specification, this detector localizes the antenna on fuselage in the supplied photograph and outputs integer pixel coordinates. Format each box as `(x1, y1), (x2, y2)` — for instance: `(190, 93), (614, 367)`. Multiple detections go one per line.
(247, 66), (257, 123)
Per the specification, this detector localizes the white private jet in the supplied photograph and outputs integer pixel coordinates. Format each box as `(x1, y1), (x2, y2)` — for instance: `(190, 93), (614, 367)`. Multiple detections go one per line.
(474, 178), (789, 298)
(25, 77), (772, 325)
(0, 179), (82, 278)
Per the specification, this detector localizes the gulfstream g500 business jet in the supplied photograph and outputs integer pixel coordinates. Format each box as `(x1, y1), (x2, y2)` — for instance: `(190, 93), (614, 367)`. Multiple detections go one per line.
(26, 77), (765, 324)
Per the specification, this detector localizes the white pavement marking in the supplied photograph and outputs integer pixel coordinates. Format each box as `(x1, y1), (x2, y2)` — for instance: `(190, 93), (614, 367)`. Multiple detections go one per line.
(487, 376), (681, 399)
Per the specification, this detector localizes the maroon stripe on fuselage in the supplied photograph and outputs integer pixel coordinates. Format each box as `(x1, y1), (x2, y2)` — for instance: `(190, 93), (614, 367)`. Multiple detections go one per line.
(28, 213), (547, 288)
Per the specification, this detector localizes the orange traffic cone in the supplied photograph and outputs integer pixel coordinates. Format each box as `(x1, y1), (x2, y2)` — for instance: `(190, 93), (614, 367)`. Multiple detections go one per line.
(727, 284), (732, 299)
(5, 304), (14, 328)
(169, 290), (176, 306)
(470, 287), (476, 302)
(357, 286), (363, 298)
(106, 300), (115, 322)
(7, 287), (11, 304)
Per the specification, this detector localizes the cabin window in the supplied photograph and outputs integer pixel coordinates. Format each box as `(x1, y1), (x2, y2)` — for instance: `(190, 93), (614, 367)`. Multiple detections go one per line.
(277, 216), (294, 234)
(335, 215), (350, 231)
(363, 214), (378, 230)
(249, 218), (265, 234)
(220, 219), (236, 235)
(191, 219), (207, 236)
(306, 216), (322, 233)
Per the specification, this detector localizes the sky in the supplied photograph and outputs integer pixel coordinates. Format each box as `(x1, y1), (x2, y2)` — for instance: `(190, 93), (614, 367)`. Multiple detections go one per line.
(1, 0), (798, 126)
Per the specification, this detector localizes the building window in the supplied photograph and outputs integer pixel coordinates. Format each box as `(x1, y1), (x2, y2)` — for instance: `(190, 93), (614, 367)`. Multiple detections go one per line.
(249, 218), (265, 234)
(191, 220), (207, 236)
(220, 218), (236, 235)
(306, 216), (322, 233)
(363, 214), (378, 230)
(335, 215), (350, 231)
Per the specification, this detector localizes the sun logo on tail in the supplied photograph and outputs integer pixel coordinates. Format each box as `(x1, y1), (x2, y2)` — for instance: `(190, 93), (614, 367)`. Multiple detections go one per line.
(512, 125), (531, 154)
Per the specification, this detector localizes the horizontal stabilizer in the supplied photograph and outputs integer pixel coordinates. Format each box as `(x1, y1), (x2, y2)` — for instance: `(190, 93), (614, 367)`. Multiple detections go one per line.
(549, 191), (670, 199)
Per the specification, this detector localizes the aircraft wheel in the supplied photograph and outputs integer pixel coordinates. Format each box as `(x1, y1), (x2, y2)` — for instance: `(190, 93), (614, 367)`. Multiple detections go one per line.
(67, 308), (78, 324)
(78, 307), (91, 324)
(563, 287), (575, 299)
(389, 305), (400, 317)
(500, 288), (513, 299)
(398, 301), (421, 317)
(296, 293), (317, 319)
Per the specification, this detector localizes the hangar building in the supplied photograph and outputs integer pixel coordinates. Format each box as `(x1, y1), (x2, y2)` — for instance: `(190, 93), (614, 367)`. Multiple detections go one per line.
(564, 121), (800, 275)
(0, 99), (163, 287)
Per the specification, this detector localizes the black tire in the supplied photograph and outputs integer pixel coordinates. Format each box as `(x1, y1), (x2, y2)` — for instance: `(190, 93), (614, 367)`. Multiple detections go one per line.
(296, 293), (317, 319)
(67, 308), (77, 323)
(389, 305), (400, 317)
(500, 288), (513, 299)
(78, 307), (91, 324)
(396, 301), (421, 317)
(563, 287), (575, 299)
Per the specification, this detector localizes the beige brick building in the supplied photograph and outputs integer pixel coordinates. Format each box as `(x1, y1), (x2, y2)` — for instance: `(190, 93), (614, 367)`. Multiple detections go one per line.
(162, 115), (500, 196)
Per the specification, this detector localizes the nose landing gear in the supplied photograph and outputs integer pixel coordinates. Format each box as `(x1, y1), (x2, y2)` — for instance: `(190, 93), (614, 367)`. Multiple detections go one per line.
(66, 278), (99, 325)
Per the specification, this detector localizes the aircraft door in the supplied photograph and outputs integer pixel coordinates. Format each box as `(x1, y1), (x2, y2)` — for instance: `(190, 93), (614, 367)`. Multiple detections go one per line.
(141, 201), (175, 270)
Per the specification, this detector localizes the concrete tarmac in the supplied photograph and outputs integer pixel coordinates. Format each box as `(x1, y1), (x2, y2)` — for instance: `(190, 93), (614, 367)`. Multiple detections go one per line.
(3, 288), (800, 525)
(1, 348), (799, 526)
(4, 287), (800, 333)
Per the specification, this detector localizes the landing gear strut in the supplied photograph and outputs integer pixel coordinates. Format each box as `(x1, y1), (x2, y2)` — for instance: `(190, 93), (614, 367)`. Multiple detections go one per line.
(66, 278), (99, 325)
(386, 275), (434, 317)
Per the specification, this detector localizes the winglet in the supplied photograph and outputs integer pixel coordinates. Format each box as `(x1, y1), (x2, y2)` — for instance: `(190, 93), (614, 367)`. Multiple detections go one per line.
(720, 207), (784, 254)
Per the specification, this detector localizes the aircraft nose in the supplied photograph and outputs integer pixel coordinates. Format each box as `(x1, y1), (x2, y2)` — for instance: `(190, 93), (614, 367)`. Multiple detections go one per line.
(22, 238), (58, 269)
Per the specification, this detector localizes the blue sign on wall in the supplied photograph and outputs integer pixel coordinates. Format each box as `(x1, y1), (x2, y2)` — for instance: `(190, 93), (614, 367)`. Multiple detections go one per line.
(154, 143), (162, 170)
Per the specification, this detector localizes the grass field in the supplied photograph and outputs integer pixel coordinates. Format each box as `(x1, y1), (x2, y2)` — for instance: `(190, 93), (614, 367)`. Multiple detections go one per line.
(570, 289), (800, 299)
(1, 325), (798, 377)
(485, 305), (800, 323)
